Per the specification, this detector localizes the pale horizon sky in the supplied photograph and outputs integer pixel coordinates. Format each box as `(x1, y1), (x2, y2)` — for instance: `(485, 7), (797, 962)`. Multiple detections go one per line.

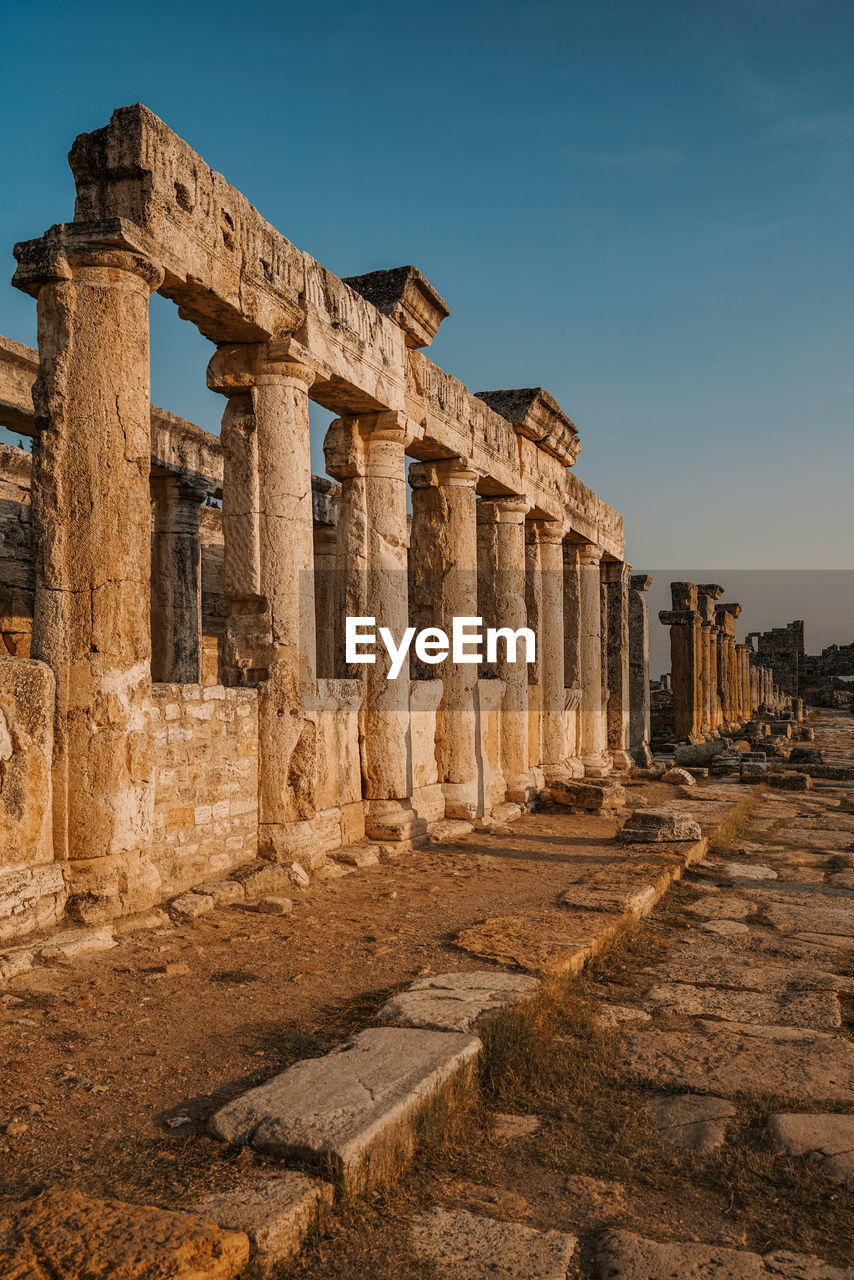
(0, 0), (851, 644)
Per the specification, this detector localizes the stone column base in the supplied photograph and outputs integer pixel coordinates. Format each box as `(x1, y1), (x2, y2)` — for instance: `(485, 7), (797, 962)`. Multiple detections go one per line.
(582, 754), (613, 778)
(609, 749), (634, 771)
(442, 781), (480, 823)
(364, 799), (428, 842)
(259, 819), (327, 870)
(632, 743), (654, 769)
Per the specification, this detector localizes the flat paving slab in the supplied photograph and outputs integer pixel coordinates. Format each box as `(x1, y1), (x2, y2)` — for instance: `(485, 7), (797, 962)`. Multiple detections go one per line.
(455, 910), (611, 975)
(410, 1206), (576, 1279)
(648, 1093), (736, 1153)
(594, 1228), (854, 1279)
(209, 1027), (481, 1185)
(621, 1020), (854, 1102)
(768, 1113), (854, 1185)
(640, 982), (841, 1029)
(377, 970), (539, 1032)
(0, 1187), (249, 1279)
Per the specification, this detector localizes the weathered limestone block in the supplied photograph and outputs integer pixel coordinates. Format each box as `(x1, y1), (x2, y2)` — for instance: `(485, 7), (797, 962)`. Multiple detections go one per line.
(0, 658), (54, 871)
(194, 1173), (333, 1275)
(0, 1188), (249, 1279)
(209, 1027), (481, 1187)
(410, 678), (445, 824)
(618, 810), (702, 843)
(476, 678), (506, 816)
(648, 1094), (736, 1153)
(411, 1206), (577, 1280)
(0, 862), (65, 945)
(595, 1229), (853, 1280)
(550, 778), (626, 811)
(767, 1113), (854, 1185)
(314, 678), (363, 841)
(378, 970), (539, 1033)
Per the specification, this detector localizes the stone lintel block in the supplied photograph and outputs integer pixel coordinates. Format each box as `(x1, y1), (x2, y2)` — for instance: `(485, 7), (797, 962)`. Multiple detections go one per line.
(194, 1173), (334, 1274)
(378, 970), (539, 1033)
(342, 265), (449, 349)
(0, 1187), (249, 1279)
(475, 386), (581, 467)
(658, 609), (700, 626)
(208, 1027), (481, 1188)
(766, 772), (812, 791)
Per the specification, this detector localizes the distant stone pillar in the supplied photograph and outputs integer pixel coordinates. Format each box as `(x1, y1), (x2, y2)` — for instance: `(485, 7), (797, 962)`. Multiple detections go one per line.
(697, 584), (723, 733)
(325, 412), (421, 840)
(736, 644), (752, 723)
(478, 497), (534, 802)
(526, 520), (570, 777)
(409, 457), (479, 820)
(562, 542), (584, 774)
(209, 339), (320, 862)
(13, 225), (164, 902)
(628, 574), (652, 765)
(715, 603), (741, 727)
(573, 544), (609, 775)
(312, 522), (338, 680)
(150, 474), (206, 684)
(602, 560), (632, 770)
(660, 582), (702, 740)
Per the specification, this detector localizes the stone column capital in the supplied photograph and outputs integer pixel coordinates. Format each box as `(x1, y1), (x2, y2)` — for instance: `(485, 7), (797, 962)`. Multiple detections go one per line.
(526, 518), (565, 546)
(408, 456), (479, 489)
(358, 409), (415, 445)
(207, 337), (321, 397)
(630, 574), (653, 592)
(477, 495), (530, 524)
(575, 542), (603, 567)
(13, 219), (164, 295)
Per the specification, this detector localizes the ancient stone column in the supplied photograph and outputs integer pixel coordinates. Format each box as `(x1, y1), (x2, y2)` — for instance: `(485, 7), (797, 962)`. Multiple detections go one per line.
(562, 542), (583, 771)
(13, 223), (164, 913)
(737, 643), (752, 723)
(573, 543), (609, 775)
(477, 497), (534, 802)
(409, 457), (479, 820)
(697, 585), (723, 733)
(150, 474), (207, 684)
(525, 523), (545, 773)
(628, 574), (652, 766)
(527, 520), (570, 779)
(312, 522), (338, 681)
(715, 603), (741, 727)
(325, 412), (421, 840)
(660, 583), (702, 740)
(602, 560), (632, 770)
(208, 339), (320, 863)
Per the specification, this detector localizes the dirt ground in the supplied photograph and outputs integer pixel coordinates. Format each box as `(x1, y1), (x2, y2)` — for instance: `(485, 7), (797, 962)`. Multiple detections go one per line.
(0, 780), (672, 1208)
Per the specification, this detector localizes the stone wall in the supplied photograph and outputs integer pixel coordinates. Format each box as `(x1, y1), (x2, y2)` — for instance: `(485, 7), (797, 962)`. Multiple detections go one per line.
(149, 684), (259, 898)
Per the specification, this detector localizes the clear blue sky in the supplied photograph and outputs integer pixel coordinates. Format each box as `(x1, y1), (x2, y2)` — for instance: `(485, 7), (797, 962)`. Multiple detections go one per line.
(1, 0), (851, 579)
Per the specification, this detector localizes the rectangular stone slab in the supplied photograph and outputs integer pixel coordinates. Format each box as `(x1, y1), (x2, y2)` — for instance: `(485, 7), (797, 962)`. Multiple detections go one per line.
(209, 1027), (481, 1186)
(621, 1020), (854, 1103)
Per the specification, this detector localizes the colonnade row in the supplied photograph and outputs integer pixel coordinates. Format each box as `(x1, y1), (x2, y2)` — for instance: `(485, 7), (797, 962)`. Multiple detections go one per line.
(660, 582), (792, 740)
(13, 235), (645, 870)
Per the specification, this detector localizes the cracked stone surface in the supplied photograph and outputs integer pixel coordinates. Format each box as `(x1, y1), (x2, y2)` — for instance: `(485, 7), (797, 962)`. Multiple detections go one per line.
(0, 1187), (249, 1279)
(594, 1228), (854, 1279)
(768, 1113), (854, 1186)
(377, 970), (539, 1032)
(194, 1173), (333, 1274)
(648, 1093), (736, 1153)
(640, 983), (841, 1029)
(208, 1027), (481, 1182)
(410, 1206), (577, 1279)
(686, 894), (756, 920)
(621, 1020), (854, 1101)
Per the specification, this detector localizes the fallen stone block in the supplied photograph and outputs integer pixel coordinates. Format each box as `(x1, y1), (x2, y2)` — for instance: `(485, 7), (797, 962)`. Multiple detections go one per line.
(0, 1187), (249, 1279)
(410, 1206), (577, 1280)
(198, 880), (245, 903)
(377, 970), (539, 1033)
(766, 772), (812, 791)
(618, 810), (702, 843)
(674, 739), (732, 766)
(255, 896), (293, 916)
(662, 767), (695, 786)
(594, 1228), (852, 1279)
(209, 1026), (481, 1187)
(550, 778), (626, 811)
(169, 892), (216, 921)
(767, 1113), (854, 1186)
(36, 925), (115, 962)
(648, 1093), (736, 1153)
(334, 844), (380, 868)
(455, 910), (613, 976)
(558, 883), (657, 917)
(194, 1172), (333, 1275)
(427, 819), (475, 844)
(790, 746), (823, 764)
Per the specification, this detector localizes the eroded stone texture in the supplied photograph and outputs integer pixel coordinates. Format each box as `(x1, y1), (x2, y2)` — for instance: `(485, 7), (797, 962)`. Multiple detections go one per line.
(0, 1187), (249, 1280)
(378, 970), (539, 1033)
(648, 1093), (736, 1152)
(595, 1228), (854, 1280)
(619, 810), (702, 843)
(410, 1206), (577, 1280)
(194, 1173), (333, 1274)
(767, 1113), (854, 1185)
